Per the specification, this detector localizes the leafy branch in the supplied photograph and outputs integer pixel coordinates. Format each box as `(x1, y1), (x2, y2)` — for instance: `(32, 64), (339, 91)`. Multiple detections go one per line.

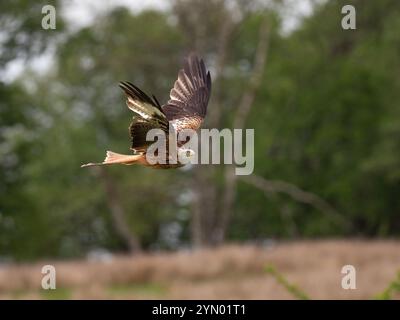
(375, 271), (400, 300)
(265, 264), (310, 300)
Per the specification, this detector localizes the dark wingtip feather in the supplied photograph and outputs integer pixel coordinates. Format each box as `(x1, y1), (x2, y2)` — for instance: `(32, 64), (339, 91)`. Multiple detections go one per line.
(152, 94), (162, 108)
(206, 71), (212, 93)
(118, 81), (162, 111)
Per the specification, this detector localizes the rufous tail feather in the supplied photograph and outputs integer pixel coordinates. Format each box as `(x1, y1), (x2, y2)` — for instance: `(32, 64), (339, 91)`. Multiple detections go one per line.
(81, 151), (143, 167)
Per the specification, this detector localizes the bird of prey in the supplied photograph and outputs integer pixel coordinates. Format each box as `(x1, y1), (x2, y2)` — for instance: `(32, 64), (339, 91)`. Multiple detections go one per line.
(82, 54), (211, 169)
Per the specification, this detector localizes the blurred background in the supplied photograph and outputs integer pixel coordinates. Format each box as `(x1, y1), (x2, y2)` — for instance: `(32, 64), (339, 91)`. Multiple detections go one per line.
(0, 0), (399, 299)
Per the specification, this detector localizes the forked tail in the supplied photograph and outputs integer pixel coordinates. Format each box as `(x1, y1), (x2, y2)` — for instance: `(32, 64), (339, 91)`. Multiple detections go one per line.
(81, 151), (143, 167)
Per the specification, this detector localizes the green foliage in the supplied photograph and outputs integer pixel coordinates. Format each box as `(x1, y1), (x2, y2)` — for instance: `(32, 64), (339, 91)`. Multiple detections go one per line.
(265, 265), (310, 300)
(40, 287), (72, 300)
(1, 0), (400, 260)
(375, 271), (400, 300)
(0, 0), (64, 64)
(237, 0), (400, 237)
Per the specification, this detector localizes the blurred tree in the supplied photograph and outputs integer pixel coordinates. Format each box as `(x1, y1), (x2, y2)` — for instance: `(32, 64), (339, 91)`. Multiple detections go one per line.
(172, 0), (273, 246)
(247, 0), (400, 236)
(0, 0), (65, 259)
(2, 0), (400, 260)
(0, 0), (64, 65)
(172, 0), (336, 245)
(41, 8), (188, 255)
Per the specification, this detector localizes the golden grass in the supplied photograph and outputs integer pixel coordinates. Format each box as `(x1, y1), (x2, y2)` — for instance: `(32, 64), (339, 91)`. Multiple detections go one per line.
(0, 240), (399, 299)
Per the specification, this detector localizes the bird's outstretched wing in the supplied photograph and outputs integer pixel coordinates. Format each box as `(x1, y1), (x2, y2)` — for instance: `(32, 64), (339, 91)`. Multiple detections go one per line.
(119, 81), (169, 152)
(162, 54), (212, 131)
(119, 81), (167, 124)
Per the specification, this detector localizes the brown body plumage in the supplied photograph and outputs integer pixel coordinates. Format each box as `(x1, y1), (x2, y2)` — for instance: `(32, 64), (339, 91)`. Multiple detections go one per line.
(82, 54), (212, 169)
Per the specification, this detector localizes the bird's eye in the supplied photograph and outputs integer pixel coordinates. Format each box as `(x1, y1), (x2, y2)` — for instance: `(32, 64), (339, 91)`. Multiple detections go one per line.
(186, 150), (191, 157)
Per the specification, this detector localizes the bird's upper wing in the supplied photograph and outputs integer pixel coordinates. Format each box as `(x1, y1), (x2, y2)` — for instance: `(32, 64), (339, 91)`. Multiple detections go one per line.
(119, 81), (169, 152)
(162, 54), (212, 131)
(119, 81), (167, 124)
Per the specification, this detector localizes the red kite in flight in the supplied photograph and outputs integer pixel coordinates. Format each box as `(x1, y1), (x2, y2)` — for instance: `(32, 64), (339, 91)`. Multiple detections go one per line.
(82, 54), (211, 169)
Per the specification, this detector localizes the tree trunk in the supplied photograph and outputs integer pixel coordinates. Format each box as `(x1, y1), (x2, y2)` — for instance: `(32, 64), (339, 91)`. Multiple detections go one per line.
(174, 1), (272, 247)
(191, 165), (219, 247)
(213, 17), (271, 244)
(99, 168), (142, 253)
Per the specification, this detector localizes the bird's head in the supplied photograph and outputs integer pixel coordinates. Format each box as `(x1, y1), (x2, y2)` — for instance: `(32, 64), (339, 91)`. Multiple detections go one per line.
(178, 147), (195, 164)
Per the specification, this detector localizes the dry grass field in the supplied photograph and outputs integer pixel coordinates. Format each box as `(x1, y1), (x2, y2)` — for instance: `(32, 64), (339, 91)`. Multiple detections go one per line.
(0, 240), (399, 300)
